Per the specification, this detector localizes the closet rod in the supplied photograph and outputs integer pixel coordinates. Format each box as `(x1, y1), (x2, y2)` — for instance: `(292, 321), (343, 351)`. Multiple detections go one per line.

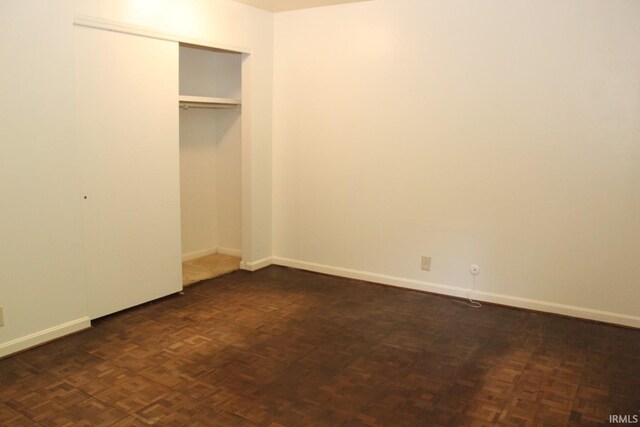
(179, 103), (238, 110)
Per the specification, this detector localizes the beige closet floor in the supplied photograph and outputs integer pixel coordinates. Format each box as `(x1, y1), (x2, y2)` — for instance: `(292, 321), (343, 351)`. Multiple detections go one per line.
(182, 253), (241, 286)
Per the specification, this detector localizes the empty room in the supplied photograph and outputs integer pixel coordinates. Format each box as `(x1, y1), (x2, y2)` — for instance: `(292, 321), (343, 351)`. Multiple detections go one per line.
(1, 0), (639, 425)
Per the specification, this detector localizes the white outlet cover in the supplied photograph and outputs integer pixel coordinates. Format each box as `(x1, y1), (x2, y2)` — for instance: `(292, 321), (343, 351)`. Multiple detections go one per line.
(470, 264), (480, 275)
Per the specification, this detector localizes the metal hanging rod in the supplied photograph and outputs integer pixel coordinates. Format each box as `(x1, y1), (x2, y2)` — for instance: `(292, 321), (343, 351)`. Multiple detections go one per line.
(179, 103), (238, 110)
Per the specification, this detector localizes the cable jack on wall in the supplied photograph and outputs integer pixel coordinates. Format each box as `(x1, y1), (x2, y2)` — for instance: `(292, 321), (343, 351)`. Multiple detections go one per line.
(467, 264), (482, 308)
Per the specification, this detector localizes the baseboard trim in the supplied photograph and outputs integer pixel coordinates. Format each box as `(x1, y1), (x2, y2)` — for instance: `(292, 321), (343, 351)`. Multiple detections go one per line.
(182, 247), (243, 262)
(240, 257), (273, 272)
(473, 290), (640, 329)
(216, 247), (243, 257)
(182, 248), (218, 262)
(0, 317), (91, 358)
(272, 257), (640, 329)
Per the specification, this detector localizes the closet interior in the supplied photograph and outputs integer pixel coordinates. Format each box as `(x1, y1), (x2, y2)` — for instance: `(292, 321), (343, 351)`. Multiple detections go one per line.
(179, 44), (243, 286)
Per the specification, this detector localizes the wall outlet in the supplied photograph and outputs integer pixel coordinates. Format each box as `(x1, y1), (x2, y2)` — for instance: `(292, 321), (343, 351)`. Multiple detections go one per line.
(421, 256), (431, 271)
(0, 306), (3, 327)
(470, 264), (480, 275)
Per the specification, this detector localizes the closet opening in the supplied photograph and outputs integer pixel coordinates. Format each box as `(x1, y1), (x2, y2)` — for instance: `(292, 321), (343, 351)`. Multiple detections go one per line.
(179, 44), (243, 286)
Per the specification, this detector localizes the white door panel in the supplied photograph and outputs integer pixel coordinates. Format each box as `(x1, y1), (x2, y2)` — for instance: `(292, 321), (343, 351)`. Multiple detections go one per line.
(75, 26), (182, 319)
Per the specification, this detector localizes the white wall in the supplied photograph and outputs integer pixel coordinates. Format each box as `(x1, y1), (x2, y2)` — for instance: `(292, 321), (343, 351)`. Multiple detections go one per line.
(273, 0), (640, 326)
(216, 110), (243, 254)
(273, 0), (372, 12)
(179, 108), (243, 259)
(179, 110), (219, 259)
(0, 0), (89, 357)
(179, 46), (242, 99)
(232, 0), (373, 12)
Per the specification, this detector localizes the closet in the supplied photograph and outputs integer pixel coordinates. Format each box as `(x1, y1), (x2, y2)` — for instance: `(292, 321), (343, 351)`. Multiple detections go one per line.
(179, 45), (243, 268)
(75, 23), (244, 319)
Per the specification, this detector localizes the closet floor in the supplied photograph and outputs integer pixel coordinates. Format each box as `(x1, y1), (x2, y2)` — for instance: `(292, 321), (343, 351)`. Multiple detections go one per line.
(182, 253), (241, 286)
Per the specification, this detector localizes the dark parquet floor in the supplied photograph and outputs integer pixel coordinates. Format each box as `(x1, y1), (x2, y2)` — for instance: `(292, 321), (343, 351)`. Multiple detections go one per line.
(1, 266), (639, 426)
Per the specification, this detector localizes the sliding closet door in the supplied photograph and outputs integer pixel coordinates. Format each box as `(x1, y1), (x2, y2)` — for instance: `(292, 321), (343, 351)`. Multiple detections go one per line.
(75, 26), (182, 319)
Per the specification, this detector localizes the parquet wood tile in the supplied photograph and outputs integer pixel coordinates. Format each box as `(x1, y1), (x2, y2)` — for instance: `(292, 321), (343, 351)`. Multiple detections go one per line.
(1, 265), (639, 425)
(139, 361), (193, 388)
(38, 397), (128, 427)
(108, 344), (172, 372)
(0, 374), (62, 405)
(0, 402), (39, 426)
(5, 381), (90, 422)
(192, 407), (261, 427)
(133, 391), (211, 426)
(112, 415), (151, 426)
(94, 375), (172, 413)
(63, 361), (138, 395)
(0, 356), (40, 378)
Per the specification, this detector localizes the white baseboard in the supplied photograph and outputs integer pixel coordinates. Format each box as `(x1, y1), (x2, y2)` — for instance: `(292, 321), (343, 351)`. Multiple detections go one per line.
(472, 290), (640, 329)
(0, 317), (91, 358)
(182, 247), (243, 262)
(182, 247), (217, 262)
(272, 257), (640, 329)
(216, 247), (243, 257)
(240, 257), (273, 272)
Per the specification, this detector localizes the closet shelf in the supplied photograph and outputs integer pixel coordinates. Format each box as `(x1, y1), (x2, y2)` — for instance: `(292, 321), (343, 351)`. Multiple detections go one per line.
(179, 95), (241, 110)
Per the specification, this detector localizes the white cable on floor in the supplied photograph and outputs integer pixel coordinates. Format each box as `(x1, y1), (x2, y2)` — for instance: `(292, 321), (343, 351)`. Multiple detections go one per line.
(466, 274), (482, 308)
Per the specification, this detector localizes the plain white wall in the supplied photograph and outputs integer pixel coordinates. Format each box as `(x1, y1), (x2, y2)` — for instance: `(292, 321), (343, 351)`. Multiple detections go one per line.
(216, 109), (243, 253)
(232, 0), (373, 12)
(179, 108), (243, 259)
(179, 46), (242, 99)
(273, 0), (640, 323)
(180, 109), (219, 258)
(0, 0), (88, 355)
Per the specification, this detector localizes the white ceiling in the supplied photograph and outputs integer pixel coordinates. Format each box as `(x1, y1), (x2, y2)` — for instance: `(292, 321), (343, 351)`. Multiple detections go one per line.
(231, 0), (373, 13)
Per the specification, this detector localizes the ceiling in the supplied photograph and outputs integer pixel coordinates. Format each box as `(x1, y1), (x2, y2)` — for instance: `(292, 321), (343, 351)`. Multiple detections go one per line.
(231, 0), (373, 13)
